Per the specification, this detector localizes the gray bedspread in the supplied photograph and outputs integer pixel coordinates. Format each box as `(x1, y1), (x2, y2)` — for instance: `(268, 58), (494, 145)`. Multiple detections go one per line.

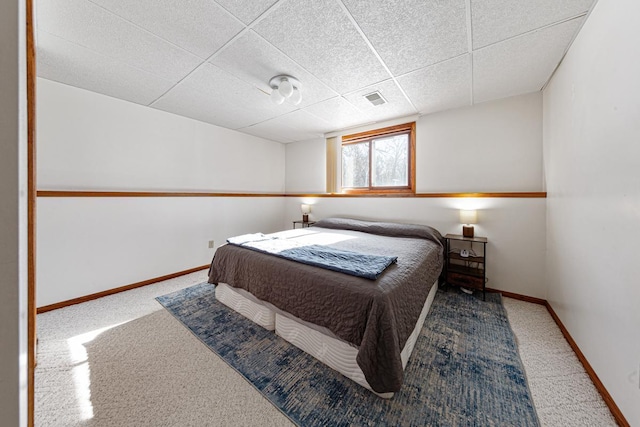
(208, 218), (444, 393)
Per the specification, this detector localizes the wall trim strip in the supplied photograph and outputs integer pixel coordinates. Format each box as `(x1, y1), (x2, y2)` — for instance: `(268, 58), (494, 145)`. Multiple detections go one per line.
(37, 190), (547, 198)
(37, 191), (283, 197)
(488, 287), (628, 426)
(27, 0), (36, 423)
(36, 264), (209, 314)
(287, 192), (546, 198)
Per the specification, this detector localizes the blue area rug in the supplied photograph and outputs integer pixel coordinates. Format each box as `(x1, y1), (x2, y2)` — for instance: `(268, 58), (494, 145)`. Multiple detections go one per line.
(157, 284), (539, 426)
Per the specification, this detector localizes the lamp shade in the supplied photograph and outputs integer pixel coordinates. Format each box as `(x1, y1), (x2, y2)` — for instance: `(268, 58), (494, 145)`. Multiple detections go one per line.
(290, 87), (302, 105)
(279, 78), (294, 97)
(459, 210), (477, 225)
(301, 204), (311, 214)
(270, 89), (285, 105)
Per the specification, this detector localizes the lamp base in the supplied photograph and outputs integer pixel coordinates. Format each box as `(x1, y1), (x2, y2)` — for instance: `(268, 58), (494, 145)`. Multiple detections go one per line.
(462, 225), (474, 238)
(302, 214), (309, 222)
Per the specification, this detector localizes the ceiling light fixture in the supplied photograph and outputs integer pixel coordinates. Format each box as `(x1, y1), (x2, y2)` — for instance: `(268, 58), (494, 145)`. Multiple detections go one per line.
(269, 75), (302, 106)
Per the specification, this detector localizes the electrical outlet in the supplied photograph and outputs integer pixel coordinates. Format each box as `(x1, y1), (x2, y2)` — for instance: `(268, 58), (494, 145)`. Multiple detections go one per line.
(208, 240), (215, 249)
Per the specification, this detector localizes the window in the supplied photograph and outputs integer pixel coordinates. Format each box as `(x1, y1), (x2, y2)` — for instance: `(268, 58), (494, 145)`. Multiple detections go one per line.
(341, 122), (415, 193)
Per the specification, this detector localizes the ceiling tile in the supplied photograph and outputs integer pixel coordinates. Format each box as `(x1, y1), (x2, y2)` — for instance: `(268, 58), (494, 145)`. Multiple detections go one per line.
(37, 32), (175, 105)
(35, 0), (593, 142)
(343, 0), (468, 75)
(303, 97), (372, 131)
(471, 0), (594, 48)
(241, 110), (333, 143)
(37, 0), (202, 81)
(209, 30), (338, 108)
(214, 0), (279, 25)
(152, 63), (297, 129)
(254, 0), (389, 94)
(397, 55), (471, 114)
(89, 0), (244, 59)
(343, 79), (416, 122)
(473, 18), (583, 103)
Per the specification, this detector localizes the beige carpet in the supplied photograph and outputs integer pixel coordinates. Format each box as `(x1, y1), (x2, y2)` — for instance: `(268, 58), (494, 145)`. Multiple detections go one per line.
(502, 298), (617, 426)
(35, 272), (616, 426)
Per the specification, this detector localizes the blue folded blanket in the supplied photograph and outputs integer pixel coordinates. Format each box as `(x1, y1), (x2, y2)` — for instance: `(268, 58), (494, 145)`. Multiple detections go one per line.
(277, 245), (397, 280)
(227, 235), (397, 280)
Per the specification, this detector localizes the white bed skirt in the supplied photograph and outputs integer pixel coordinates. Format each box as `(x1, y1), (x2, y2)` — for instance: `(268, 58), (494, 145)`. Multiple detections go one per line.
(216, 282), (276, 330)
(215, 280), (439, 398)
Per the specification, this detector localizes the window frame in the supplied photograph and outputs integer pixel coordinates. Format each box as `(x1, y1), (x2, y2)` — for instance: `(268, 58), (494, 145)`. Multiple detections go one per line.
(341, 122), (416, 194)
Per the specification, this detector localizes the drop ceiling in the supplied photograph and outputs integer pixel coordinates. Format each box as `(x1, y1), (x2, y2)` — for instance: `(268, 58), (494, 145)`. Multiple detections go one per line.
(35, 0), (596, 143)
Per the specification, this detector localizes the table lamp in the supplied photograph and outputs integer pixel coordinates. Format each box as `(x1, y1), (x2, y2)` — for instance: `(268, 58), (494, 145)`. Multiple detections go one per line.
(301, 204), (310, 222)
(460, 209), (477, 238)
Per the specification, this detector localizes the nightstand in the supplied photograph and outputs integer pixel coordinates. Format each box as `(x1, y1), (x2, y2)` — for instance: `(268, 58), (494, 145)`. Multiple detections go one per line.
(293, 220), (316, 229)
(444, 234), (487, 300)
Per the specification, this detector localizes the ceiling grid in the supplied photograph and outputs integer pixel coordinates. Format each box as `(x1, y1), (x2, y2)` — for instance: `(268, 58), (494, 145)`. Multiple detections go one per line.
(35, 0), (597, 143)
(149, 0), (289, 107)
(465, 0), (474, 106)
(336, 0), (419, 115)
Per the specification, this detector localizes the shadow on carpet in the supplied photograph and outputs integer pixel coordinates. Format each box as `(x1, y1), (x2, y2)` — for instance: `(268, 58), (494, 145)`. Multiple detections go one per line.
(157, 284), (539, 426)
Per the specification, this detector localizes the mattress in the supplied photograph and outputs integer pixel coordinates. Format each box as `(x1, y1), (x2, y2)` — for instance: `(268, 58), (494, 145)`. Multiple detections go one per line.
(216, 279), (439, 398)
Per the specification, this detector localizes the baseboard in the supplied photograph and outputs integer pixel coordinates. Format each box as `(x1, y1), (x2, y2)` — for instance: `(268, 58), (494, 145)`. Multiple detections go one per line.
(37, 264), (209, 314)
(544, 302), (629, 427)
(487, 287), (629, 426)
(485, 287), (546, 305)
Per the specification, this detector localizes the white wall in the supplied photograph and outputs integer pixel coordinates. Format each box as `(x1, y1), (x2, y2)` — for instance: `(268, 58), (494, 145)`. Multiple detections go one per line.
(284, 93), (547, 298)
(0, 0), (28, 424)
(37, 197), (284, 306)
(38, 79), (285, 192)
(418, 93), (543, 192)
(294, 94), (543, 194)
(37, 79), (286, 306)
(285, 138), (325, 193)
(543, 0), (640, 423)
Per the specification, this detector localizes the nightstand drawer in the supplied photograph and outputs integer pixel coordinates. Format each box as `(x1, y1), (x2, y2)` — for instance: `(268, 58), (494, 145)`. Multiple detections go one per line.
(447, 272), (484, 290)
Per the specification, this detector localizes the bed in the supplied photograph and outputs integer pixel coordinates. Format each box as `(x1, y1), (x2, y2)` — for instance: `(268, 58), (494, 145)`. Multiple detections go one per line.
(207, 217), (444, 397)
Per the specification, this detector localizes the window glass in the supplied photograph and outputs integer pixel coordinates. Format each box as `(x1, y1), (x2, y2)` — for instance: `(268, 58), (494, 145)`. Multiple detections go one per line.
(372, 134), (408, 187)
(340, 122), (415, 193)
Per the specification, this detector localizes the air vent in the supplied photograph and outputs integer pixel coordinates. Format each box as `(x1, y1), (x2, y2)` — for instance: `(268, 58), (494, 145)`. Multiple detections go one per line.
(364, 91), (387, 106)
